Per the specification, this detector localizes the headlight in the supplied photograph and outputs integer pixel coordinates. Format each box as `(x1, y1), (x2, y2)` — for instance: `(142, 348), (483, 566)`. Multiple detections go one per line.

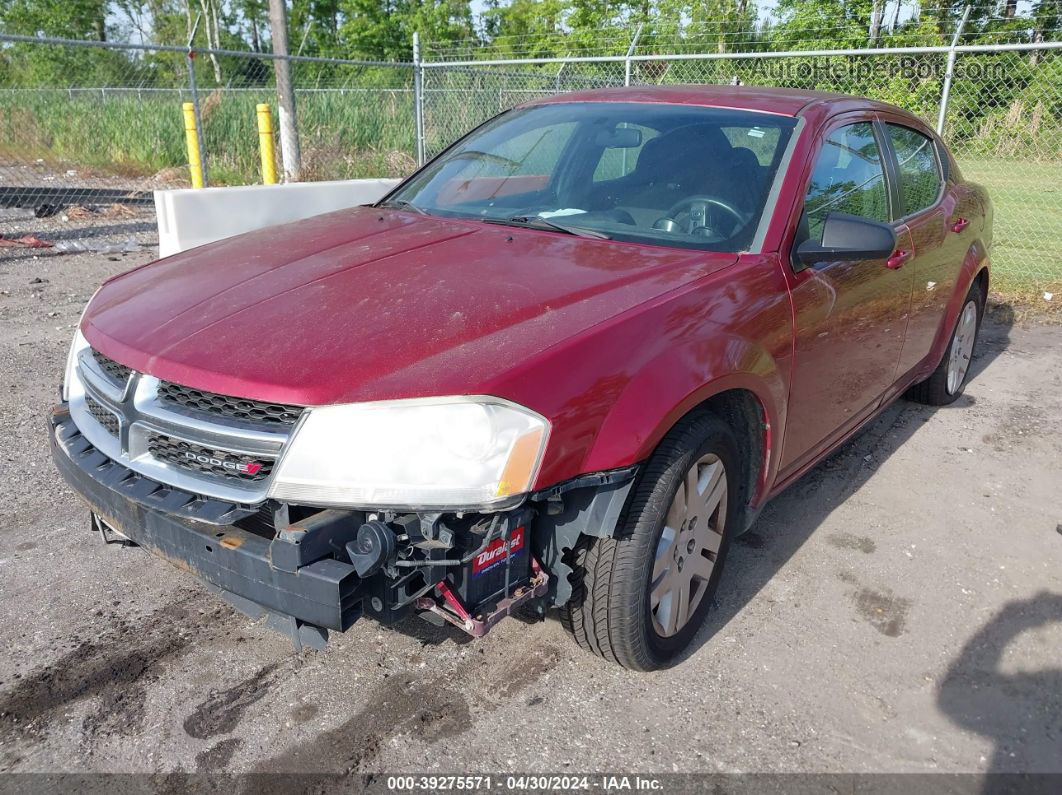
(62, 289), (99, 401)
(62, 327), (90, 402)
(268, 397), (550, 510)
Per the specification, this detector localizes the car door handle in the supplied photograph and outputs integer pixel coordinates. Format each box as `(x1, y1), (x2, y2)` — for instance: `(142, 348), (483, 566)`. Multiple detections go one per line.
(886, 250), (911, 270)
(951, 217), (970, 233)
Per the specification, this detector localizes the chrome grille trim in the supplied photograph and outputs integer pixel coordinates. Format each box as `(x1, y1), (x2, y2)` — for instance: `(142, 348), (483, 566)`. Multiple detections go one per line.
(132, 376), (288, 453)
(68, 354), (300, 504)
(77, 348), (128, 403)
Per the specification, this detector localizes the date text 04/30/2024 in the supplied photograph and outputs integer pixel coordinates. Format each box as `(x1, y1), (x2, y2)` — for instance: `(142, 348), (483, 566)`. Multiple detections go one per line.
(385, 775), (664, 791)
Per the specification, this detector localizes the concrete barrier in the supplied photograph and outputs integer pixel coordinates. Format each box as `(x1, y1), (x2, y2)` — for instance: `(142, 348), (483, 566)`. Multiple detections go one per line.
(154, 178), (401, 257)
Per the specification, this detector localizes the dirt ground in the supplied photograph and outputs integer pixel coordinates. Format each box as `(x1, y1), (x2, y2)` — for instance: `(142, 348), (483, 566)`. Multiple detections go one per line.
(0, 241), (1060, 778)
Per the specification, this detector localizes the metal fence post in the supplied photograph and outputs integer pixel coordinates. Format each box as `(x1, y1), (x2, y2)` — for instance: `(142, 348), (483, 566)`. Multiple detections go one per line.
(413, 31), (425, 167)
(937, 5), (972, 136)
(625, 24), (643, 87)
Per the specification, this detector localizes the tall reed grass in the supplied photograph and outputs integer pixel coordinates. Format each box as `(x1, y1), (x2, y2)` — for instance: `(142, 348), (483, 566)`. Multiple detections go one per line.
(0, 87), (416, 184)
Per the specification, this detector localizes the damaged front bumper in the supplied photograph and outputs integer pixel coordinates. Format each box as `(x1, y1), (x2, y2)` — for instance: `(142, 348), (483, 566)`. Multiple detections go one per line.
(49, 405), (638, 647)
(50, 407), (363, 645)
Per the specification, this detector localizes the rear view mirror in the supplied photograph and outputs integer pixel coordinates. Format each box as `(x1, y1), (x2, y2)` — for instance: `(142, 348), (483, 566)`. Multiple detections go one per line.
(796, 212), (896, 266)
(595, 127), (643, 148)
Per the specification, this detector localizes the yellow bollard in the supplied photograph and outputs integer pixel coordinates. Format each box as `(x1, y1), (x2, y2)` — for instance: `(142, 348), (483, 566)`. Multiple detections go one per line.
(256, 103), (278, 185)
(181, 102), (204, 189)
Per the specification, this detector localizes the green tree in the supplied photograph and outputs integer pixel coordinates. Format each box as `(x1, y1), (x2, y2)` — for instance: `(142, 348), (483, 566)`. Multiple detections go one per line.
(771, 0), (864, 49)
(338, 0), (475, 60)
(479, 0), (566, 58)
(0, 0), (110, 39)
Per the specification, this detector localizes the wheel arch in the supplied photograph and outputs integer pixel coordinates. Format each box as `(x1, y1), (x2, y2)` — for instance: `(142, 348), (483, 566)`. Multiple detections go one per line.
(629, 386), (770, 536)
(694, 388), (768, 532)
(973, 263), (989, 306)
(927, 239), (991, 370)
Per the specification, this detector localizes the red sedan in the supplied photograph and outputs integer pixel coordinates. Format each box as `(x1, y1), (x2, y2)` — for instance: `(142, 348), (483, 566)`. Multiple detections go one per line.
(52, 86), (991, 669)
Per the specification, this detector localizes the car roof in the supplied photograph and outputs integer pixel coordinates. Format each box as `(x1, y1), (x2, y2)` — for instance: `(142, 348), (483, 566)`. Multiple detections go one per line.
(524, 84), (914, 123)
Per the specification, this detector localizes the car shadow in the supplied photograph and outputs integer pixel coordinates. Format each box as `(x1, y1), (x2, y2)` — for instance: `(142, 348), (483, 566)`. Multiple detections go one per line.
(677, 308), (1015, 664)
(386, 613), (475, 647)
(936, 592), (1062, 783)
(969, 302), (1014, 383)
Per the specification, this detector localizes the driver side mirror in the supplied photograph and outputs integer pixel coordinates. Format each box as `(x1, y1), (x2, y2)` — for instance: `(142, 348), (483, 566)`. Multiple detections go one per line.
(795, 212), (896, 267)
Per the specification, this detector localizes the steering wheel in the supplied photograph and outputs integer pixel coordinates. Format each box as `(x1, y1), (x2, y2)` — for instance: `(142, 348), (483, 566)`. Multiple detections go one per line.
(663, 195), (747, 237)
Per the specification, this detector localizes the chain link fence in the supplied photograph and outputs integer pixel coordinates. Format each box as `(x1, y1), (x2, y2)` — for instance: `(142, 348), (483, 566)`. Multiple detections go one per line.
(2, 25), (1059, 288)
(420, 64), (621, 161)
(0, 34), (413, 249)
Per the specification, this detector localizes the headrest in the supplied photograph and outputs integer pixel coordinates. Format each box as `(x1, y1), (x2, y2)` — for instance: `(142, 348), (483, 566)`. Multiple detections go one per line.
(630, 124), (732, 183)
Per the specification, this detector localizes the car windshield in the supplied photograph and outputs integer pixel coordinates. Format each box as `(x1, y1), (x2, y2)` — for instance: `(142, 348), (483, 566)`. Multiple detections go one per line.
(386, 102), (797, 252)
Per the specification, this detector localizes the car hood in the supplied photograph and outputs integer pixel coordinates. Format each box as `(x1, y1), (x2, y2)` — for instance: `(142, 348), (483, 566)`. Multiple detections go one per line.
(84, 206), (736, 406)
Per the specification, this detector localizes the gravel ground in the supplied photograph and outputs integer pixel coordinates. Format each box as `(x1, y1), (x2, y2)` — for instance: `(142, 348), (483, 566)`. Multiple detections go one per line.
(0, 243), (1059, 778)
(0, 206), (157, 251)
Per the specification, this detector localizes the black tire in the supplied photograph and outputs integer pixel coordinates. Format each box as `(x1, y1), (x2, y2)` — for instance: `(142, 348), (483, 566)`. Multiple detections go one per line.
(560, 410), (741, 671)
(907, 282), (984, 406)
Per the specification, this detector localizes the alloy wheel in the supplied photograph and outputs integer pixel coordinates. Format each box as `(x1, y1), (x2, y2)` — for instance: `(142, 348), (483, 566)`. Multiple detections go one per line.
(947, 299), (978, 395)
(650, 453), (727, 637)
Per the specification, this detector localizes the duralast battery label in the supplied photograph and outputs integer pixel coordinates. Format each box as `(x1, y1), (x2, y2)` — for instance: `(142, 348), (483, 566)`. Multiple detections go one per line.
(471, 526), (526, 575)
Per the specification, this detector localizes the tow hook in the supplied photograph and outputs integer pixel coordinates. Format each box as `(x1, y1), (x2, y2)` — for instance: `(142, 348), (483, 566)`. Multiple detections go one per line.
(415, 558), (550, 638)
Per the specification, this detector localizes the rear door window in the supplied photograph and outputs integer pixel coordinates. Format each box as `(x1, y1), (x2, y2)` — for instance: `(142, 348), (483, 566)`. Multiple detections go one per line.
(886, 124), (943, 217)
(803, 122), (890, 241)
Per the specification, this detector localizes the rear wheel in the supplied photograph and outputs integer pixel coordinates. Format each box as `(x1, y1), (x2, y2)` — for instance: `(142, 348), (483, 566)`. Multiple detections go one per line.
(561, 411), (739, 670)
(907, 283), (983, 406)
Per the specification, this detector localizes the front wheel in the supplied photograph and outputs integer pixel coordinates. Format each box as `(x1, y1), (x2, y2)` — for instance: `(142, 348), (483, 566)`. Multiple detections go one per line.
(560, 411), (740, 670)
(907, 283), (984, 406)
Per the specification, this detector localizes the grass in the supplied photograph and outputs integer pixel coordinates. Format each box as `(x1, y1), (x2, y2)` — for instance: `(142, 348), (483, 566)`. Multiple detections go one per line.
(956, 156), (1062, 298)
(0, 88), (417, 185)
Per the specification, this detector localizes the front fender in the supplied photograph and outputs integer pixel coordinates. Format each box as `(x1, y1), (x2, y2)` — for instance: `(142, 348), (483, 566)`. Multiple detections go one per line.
(496, 254), (795, 501)
(583, 332), (788, 504)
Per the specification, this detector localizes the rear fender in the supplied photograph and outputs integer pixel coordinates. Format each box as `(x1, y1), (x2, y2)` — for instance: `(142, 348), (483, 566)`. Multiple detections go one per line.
(928, 239), (990, 369)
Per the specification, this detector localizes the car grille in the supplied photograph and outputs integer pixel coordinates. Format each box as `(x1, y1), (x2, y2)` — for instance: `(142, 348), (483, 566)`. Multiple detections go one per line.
(71, 353), (293, 502)
(147, 434), (274, 483)
(157, 381), (303, 427)
(91, 349), (133, 387)
(85, 394), (119, 436)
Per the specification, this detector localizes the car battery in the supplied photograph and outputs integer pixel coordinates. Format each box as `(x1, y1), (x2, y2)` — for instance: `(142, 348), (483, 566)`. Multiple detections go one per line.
(450, 525), (530, 609)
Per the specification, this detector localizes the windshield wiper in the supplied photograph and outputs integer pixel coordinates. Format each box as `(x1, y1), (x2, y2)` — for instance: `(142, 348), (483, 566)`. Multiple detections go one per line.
(483, 215), (610, 240)
(376, 198), (428, 215)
